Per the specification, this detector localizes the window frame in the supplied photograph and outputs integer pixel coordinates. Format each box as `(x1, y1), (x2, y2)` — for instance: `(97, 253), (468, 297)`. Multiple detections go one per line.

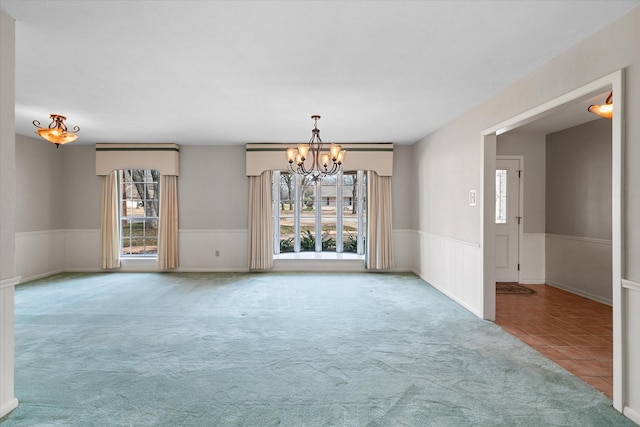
(118, 169), (160, 258)
(273, 170), (366, 256)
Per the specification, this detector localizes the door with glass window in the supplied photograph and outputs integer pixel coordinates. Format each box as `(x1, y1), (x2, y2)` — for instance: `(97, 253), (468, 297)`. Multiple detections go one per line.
(495, 158), (520, 282)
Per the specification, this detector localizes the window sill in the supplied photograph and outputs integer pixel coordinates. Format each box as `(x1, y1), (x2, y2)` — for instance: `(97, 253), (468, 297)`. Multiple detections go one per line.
(272, 253), (365, 272)
(274, 252), (364, 261)
(119, 257), (158, 271)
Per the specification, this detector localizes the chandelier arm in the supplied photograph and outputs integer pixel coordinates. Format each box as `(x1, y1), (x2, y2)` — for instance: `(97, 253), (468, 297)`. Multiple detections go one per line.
(33, 120), (42, 128)
(325, 162), (338, 175)
(298, 160), (311, 175)
(285, 115), (343, 179)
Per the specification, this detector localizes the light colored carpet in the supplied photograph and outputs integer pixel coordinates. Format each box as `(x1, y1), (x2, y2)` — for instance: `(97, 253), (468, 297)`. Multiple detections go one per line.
(1, 272), (634, 426)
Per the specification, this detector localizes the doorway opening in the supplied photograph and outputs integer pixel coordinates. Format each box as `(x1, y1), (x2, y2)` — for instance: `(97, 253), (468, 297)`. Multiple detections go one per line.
(482, 70), (624, 410)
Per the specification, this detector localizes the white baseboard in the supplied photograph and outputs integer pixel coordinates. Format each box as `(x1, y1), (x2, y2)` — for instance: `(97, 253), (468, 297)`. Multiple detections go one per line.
(546, 280), (612, 306)
(519, 279), (546, 285)
(419, 271), (482, 318)
(0, 398), (18, 419)
(623, 405), (640, 425)
(64, 268), (102, 273)
(174, 267), (250, 273)
(18, 270), (64, 284)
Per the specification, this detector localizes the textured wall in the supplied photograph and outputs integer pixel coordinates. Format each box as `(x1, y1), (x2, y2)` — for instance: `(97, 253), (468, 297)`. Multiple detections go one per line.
(15, 135), (64, 233)
(546, 119), (612, 240)
(61, 146), (102, 230)
(178, 145), (249, 230)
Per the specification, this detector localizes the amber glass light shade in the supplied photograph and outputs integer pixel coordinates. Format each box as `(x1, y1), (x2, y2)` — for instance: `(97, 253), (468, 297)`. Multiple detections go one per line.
(588, 92), (613, 119)
(36, 127), (79, 144)
(33, 114), (80, 147)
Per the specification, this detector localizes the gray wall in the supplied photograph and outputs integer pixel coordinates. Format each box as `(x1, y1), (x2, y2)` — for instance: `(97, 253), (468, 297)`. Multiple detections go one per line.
(178, 145), (249, 230)
(15, 135), (64, 232)
(61, 145), (102, 229)
(496, 133), (546, 234)
(546, 119), (612, 240)
(391, 145), (413, 230)
(56, 143), (413, 232)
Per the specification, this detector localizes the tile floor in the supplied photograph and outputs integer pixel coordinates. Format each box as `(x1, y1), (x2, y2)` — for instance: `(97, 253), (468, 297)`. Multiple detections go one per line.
(495, 283), (613, 398)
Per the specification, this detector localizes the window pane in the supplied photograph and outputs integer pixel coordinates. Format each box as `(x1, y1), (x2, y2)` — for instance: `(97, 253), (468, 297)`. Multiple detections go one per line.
(300, 218), (315, 251)
(273, 171), (366, 255)
(496, 169), (508, 224)
(301, 176), (315, 217)
(321, 219), (337, 252)
(119, 169), (160, 257)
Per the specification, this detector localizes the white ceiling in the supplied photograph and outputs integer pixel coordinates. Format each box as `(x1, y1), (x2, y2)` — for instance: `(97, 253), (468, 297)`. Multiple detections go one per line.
(1, 0), (638, 146)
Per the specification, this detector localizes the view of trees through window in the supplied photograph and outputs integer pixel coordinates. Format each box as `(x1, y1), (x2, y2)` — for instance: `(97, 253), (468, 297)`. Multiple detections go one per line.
(119, 169), (159, 256)
(274, 171), (366, 254)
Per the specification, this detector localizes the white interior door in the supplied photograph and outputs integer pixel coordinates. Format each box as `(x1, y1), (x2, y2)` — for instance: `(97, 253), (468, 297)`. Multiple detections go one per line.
(495, 158), (520, 282)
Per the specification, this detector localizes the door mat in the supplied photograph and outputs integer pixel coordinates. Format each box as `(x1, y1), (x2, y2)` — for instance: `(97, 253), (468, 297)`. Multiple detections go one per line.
(496, 283), (536, 295)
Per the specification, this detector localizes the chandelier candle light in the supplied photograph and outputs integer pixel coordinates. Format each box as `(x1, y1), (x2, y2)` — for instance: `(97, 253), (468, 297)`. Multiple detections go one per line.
(287, 115), (345, 181)
(33, 114), (80, 147)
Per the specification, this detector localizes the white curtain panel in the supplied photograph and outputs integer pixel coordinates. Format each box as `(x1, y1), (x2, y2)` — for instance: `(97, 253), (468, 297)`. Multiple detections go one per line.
(248, 170), (274, 270)
(158, 175), (179, 270)
(367, 171), (394, 270)
(100, 171), (121, 269)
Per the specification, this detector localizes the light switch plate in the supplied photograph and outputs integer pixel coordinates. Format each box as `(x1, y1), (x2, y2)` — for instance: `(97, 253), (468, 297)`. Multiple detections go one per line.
(469, 189), (477, 206)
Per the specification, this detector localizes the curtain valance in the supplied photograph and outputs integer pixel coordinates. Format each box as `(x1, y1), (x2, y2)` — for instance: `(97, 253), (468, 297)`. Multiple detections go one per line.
(95, 143), (180, 176)
(245, 143), (393, 177)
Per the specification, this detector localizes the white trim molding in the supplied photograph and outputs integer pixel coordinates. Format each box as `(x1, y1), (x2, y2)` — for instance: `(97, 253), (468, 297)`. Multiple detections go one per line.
(0, 276), (21, 290)
(623, 406), (640, 425)
(622, 279), (640, 293)
(0, 398), (19, 420)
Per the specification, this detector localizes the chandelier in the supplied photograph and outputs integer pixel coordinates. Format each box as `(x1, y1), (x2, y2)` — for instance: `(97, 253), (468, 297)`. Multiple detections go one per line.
(33, 114), (80, 148)
(587, 92), (613, 119)
(286, 115), (345, 181)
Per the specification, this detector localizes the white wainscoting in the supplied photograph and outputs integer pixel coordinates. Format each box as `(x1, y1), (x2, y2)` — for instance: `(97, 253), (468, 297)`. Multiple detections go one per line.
(624, 280), (640, 424)
(392, 229), (419, 273)
(64, 229), (101, 272)
(520, 233), (546, 284)
(177, 229), (249, 272)
(0, 276), (20, 418)
(546, 233), (612, 305)
(418, 231), (483, 318)
(15, 230), (65, 283)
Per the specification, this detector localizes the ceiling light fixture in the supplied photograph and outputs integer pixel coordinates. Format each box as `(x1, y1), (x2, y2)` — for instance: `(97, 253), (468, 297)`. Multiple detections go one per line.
(588, 92), (613, 119)
(286, 115), (345, 181)
(33, 114), (80, 148)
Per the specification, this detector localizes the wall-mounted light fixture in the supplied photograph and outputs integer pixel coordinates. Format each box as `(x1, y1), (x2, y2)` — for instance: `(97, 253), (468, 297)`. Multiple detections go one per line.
(33, 114), (80, 148)
(588, 92), (613, 119)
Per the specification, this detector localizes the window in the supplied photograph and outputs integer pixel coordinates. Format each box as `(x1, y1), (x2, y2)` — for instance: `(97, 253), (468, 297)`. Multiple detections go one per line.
(119, 169), (160, 257)
(495, 169), (508, 224)
(273, 171), (366, 255)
